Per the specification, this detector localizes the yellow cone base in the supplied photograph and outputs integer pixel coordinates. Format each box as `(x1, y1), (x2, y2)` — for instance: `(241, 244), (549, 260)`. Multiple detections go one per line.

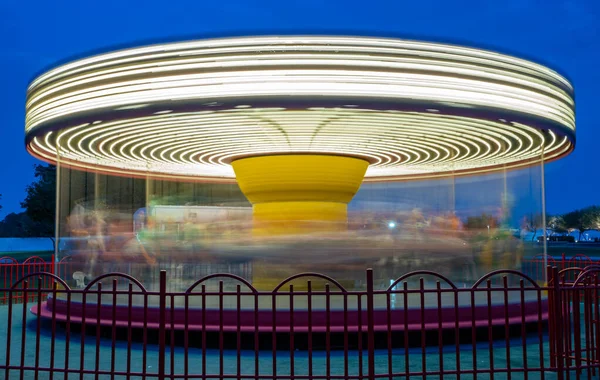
(232, 154), (369, 236)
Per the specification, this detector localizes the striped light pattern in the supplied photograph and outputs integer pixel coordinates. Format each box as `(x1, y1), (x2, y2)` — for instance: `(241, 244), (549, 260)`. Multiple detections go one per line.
(24, 36), (575, 182)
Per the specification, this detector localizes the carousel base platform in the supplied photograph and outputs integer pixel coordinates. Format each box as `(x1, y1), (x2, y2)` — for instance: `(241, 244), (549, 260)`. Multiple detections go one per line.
(31, 295), (548, 348)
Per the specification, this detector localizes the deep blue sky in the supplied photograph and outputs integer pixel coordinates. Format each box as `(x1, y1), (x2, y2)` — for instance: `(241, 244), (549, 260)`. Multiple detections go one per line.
(0, 0), (598, 218)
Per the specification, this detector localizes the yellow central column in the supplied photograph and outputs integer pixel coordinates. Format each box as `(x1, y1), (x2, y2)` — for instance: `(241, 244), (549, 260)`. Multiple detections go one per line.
(232, 154), (369, 236)
(232, 154), (368, 290)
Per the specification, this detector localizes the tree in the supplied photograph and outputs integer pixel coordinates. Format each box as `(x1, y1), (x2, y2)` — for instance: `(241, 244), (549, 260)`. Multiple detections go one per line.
(464, 213), (499, 230)
(561, 206), (600, 241)
(20, 164), (56, 238)
(520, 213), (544, 241)
(547, 214), (568, 234)
(0, 212), (31, 237)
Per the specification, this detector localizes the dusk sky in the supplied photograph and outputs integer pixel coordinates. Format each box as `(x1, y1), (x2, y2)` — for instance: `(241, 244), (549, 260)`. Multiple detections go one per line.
(0, 0), (598, 218)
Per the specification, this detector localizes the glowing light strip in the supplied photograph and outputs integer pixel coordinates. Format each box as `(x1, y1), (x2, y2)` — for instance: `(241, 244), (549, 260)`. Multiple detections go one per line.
(26, 74), (573, 132)
(28, 37), (572, 91)
(25, 36), (574, 135)
(24, 36), (575, 181)
(27, 108), (571, 181)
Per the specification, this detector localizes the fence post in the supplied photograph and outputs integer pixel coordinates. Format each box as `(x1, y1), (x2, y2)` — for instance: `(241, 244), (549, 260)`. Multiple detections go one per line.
(551, 266), (565, 379)
(366, 268), (375, 380)
(547, 265), (556, 368)
(158, 270), (167, 380)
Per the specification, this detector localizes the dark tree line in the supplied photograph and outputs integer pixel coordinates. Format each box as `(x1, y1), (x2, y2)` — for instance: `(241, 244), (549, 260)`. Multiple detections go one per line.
(0, 164), (55, 238)
(464, 206), (600, 242)
(548, 205), (600, 241)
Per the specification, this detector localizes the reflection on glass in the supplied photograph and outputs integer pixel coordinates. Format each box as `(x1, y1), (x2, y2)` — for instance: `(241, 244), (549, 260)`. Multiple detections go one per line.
(55, 159), (544, 293)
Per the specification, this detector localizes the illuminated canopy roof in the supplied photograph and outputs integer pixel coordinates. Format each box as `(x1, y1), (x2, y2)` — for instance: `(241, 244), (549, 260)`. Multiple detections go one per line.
(25, 36), (575, 181)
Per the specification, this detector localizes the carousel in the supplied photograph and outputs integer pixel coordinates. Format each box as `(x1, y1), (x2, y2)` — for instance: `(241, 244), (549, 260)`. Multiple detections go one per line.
(25, 35), (574, 338)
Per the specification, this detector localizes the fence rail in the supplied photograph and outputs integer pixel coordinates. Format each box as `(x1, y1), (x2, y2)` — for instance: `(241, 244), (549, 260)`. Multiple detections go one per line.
(521, 253), (598, 283)
(0, 260), (599, 379)
(2, 252), (598, 297)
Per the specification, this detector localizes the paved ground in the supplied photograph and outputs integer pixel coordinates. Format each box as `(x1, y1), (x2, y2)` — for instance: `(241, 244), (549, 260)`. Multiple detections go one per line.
(0, 303), (579, 380)
(0, 248), (592, 379)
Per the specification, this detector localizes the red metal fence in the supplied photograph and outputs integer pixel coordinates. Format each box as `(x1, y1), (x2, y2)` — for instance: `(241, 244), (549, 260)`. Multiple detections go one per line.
(0, 256), (54, 304)
(1, 255), (255, 301)
(521, 253), (597, 283)
(0, 262), (599, 379)
(548, 266), (600, 378)
(2, 252), (596, 297)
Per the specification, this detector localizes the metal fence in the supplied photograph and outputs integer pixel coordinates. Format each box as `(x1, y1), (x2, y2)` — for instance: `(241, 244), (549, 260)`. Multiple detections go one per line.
(0, 261), (599, 379)
(521, 253), (596, 283)
(0, 256), (54, 304)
